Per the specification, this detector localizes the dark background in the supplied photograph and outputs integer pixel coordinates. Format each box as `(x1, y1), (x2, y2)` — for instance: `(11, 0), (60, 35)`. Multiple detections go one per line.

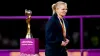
(0, 0), (100, 16)
(0, 19), (80, 49)
(0, 0), (100, 49)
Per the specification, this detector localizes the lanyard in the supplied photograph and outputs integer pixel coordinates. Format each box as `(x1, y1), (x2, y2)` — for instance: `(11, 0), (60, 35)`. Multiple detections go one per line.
(58, 17), (66, 33)
(58, 17), (66, 40)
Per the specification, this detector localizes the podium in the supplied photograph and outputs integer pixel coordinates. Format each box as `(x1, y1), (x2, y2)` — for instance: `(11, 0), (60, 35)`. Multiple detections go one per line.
(20, 38), (39, 56)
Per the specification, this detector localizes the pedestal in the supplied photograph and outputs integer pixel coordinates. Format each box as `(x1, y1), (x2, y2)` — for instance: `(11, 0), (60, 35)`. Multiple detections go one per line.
(20, 38), (39, 56)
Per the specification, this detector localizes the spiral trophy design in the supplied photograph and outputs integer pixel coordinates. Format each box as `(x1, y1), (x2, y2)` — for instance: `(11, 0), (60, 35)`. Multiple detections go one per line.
(25, 9), (33, 39)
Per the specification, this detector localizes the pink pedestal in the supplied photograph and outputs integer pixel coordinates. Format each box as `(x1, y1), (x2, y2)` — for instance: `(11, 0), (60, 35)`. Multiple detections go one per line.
(20, 38), (39, 56)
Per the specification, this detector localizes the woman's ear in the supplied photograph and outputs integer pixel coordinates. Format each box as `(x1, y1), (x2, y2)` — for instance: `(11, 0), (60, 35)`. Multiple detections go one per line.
(56, 8), (59, 13)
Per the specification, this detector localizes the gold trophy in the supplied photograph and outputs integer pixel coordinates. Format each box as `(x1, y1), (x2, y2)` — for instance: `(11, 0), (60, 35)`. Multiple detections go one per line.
(25, 9), (33, 39)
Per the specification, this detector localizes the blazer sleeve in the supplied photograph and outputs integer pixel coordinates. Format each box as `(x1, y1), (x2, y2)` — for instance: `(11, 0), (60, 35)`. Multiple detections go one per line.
(45, 18), (62, 46)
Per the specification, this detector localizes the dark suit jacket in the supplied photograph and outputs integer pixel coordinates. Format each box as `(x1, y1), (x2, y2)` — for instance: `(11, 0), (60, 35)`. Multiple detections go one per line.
(45, 13), (69, 56)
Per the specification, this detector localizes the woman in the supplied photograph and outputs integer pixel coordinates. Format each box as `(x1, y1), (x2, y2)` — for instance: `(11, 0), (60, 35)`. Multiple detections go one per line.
(45, 1), (70, 56)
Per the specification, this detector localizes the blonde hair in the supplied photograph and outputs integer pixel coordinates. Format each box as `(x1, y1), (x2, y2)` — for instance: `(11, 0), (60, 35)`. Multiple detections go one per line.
(52, 1), (67, 14)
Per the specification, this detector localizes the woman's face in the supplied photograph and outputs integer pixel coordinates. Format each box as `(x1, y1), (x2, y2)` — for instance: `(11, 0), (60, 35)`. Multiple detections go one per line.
(56, 4), (67, 17)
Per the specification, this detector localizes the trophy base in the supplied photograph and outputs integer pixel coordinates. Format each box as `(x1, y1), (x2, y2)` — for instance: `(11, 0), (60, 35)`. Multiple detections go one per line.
(20, 53), (40, 56)
(33, 54), (40, 56)
(26, 33), (33, 39)
(20, 38), (39, 56)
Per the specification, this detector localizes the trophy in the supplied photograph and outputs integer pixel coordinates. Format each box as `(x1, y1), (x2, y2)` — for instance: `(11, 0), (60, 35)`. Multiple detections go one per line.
(20, 9), (39, 56)
(25, 9), (33, 39)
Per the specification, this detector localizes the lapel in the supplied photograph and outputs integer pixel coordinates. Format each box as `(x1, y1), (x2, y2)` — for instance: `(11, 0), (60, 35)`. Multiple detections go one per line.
(63, 19), (68, 28)
(52, 13), (68, 33)
(52, 13), (62, 30)
(64, 19), (68, 29)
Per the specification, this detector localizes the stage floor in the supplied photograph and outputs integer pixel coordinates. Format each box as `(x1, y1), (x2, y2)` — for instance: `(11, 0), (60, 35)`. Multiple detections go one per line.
(0, 49), (81, 56)
(1, 49), (100, 56)
(10, 51), (81, 56)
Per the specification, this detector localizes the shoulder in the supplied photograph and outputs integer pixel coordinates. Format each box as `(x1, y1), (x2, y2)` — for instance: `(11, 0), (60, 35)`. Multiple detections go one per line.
(45, 16), (57, 31)
(46, 15), (57, 25)
(45, 13), (58, 27)
(45, 16), (55, 29)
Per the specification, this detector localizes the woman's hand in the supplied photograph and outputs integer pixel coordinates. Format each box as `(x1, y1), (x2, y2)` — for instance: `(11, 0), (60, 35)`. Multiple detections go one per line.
(61, 41), (67, 46)
(65, 39), (69, 44)
(61, 39), (69, 46)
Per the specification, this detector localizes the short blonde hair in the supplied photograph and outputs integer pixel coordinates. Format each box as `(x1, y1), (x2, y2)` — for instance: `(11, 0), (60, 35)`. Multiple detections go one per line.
(52, 1), (67, 14)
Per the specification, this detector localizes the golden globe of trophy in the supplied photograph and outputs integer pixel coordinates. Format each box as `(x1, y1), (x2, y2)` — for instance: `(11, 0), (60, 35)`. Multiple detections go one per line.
(25, 9), (33, 39)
